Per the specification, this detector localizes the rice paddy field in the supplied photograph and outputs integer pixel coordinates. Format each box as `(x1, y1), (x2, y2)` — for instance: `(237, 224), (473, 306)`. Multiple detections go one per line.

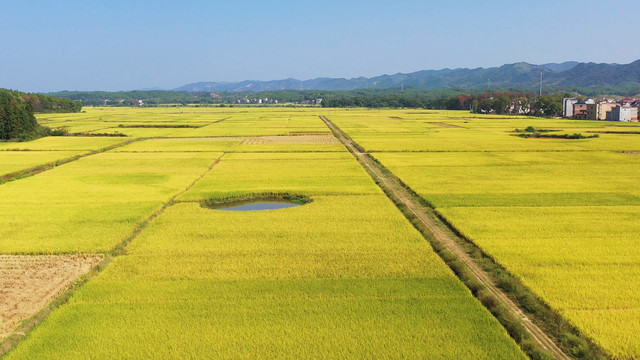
(0, 151), (84, 177)
(0, 107), (526, 359)
(330, 109), (640, 359)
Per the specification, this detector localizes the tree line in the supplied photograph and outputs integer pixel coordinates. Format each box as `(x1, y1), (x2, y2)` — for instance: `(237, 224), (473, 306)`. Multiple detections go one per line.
(4, 90), (83, 113)
(451, 92), (564, 117)
(46, 88), (584, 117)
(0, 89), (82, 141)
(46, 88), (474, 106)
(322, 91), (566, 117)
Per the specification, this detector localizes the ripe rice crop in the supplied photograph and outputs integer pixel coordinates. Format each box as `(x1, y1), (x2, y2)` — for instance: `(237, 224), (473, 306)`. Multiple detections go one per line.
(341, 109), (640, 359)
(2, 108), (528, 358)
(0, 137), (127, 151)
(36, 107), (333, 138)
(5, 196), (525, 359)
(0, 151), (85, 177)
(115, 137), (243, 152)
(178, 152), (383, 200)
(0, 152), (222, 253)
(436, 205), (640, 358)
(329, 109), (640, 152)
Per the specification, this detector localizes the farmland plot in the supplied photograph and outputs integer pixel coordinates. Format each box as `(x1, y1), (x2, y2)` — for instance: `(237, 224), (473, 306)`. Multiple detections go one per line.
(339, 109), (640, 359)
(329, 109), (640, 152)
(5, 196), (525, 359)
(2, 108), (526, 359)
(177, 152), (383, 200)
(0, 152), (222, 253)
(0, 151), (85, 177)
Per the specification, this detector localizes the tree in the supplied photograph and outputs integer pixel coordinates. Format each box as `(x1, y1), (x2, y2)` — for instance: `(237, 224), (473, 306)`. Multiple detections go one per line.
(471, 99), (479, 113)
(532, 95), (563, 117)
(495, 96), (511, 114)
(0, 90), (40, 140)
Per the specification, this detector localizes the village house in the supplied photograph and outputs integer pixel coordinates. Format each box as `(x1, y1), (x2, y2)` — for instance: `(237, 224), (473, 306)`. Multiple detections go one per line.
(619, 98), (634, 106)
(606, 105), (638, 122)
(564, 97), (639, 122)
(598, 101), (618, 120)
(572, 102), (588, 119)
(563, 98), (578, 117)
(586, 103), (598, 120)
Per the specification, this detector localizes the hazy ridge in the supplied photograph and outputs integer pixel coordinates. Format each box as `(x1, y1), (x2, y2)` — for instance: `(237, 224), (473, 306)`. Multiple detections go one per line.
(172, 60), (639, 92)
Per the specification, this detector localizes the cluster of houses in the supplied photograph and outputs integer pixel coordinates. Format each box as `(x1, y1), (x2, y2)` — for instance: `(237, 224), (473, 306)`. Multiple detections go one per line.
(563, 98), (639, 121)
(234, 97), (323, 105)
(100, 99), (144, 106)
(235, 97), (278, 104)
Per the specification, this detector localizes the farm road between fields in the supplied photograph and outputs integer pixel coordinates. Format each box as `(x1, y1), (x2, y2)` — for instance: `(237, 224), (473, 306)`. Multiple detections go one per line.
(320, 115), (571, 360)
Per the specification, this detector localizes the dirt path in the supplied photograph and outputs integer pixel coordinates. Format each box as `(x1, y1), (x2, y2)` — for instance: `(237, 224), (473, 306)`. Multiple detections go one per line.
(320, 115), (571, 360)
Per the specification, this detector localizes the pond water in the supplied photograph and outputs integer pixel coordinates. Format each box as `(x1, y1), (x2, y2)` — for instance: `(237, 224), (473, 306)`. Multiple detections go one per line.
(215, 201), (301, 211)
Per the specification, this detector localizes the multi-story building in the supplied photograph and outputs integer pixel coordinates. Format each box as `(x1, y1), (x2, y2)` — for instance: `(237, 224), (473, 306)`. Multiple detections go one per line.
(563, 98), (578, 117)
(606, 105), (635, 122)
(586, 103), (598, 120)
(573, 103), (588, 119)
(567, 98), (638, 121)
(598, 101), (618, 120)
(632, 101), (640, 121)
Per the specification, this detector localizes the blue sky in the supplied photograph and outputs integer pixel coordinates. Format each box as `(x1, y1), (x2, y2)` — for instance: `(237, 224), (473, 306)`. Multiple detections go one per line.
(2, 0), (638, 92)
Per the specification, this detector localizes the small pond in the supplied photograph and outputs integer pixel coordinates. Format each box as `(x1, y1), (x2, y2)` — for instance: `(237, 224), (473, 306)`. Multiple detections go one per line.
(213, 201), (301, 211)
(202, 195), (310, 211)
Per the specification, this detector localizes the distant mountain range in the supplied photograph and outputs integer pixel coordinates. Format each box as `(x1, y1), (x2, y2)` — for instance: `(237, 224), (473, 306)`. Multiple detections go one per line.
(171, 60), (640, 92)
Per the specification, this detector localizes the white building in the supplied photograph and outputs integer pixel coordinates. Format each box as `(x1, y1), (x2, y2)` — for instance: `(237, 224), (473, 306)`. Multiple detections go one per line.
(606, 105), (634, 122)
(563, 98), (578, 117)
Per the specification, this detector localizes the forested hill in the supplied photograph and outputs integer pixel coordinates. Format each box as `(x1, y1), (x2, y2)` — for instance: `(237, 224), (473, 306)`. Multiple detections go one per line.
(173, 60), (640, 92)
(0, 89), (81, 141)
(1, 89), (82, 113)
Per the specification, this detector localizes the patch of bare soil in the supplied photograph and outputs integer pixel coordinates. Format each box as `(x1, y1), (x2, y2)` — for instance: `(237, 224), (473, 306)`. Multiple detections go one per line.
(287, 132), (332, 136)
(152, 137), (244, 141)
(0, 254), (103, 340)
(242, 135), (340, 145)
(626, 152), (640, 156)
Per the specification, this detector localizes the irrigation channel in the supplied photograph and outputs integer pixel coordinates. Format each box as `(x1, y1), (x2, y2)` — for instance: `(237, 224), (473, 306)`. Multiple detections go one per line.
(320, 115), (571, 360)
